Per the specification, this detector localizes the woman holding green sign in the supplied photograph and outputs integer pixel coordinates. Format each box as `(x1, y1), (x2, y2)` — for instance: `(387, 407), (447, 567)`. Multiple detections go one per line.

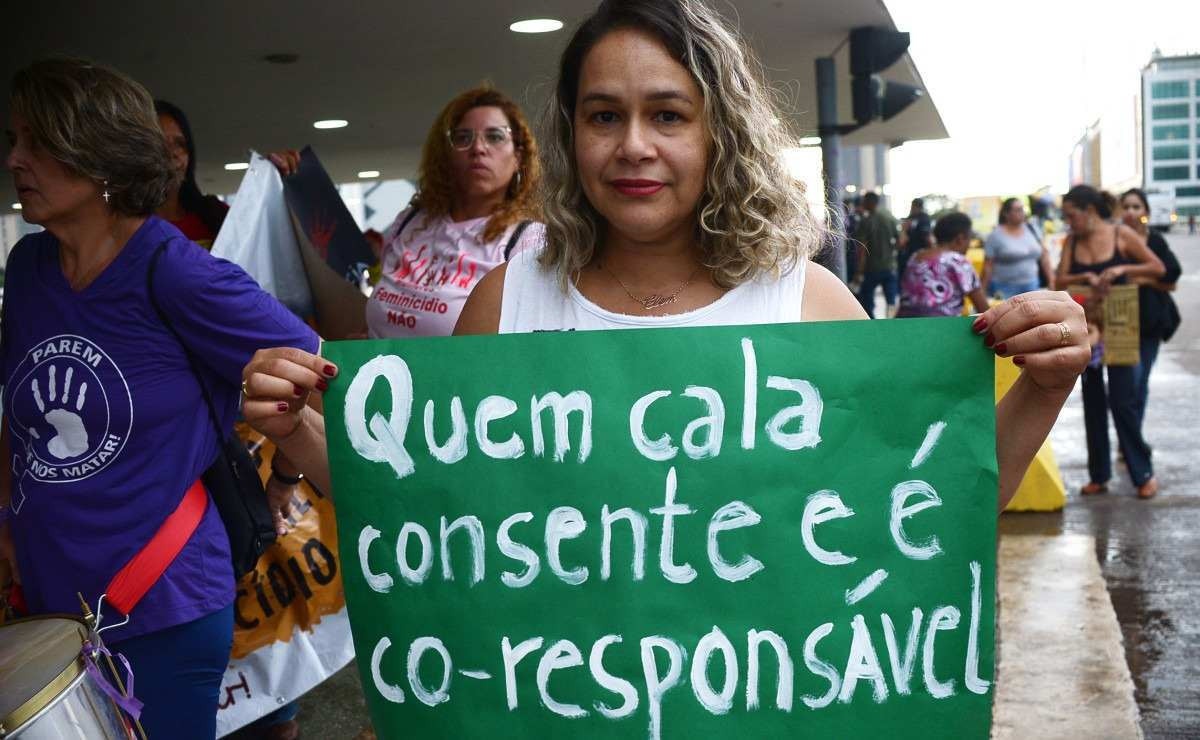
(240, 0), (1090, 513)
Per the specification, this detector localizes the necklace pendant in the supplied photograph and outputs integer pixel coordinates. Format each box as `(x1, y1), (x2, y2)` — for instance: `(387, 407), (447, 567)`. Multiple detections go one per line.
(641, 294), (676, 310)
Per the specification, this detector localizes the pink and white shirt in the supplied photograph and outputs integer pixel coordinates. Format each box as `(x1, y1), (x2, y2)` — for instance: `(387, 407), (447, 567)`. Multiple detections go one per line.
(365, 207), (544, 338)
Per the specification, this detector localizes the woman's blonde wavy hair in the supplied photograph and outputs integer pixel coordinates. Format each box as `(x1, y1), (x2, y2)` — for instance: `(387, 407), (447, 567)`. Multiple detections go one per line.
(540, 0), (828, 289)
(411, 85), (541, 242)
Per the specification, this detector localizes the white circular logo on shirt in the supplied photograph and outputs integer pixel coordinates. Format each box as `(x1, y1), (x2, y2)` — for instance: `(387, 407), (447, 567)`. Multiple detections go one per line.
(6, 334), (133, 511)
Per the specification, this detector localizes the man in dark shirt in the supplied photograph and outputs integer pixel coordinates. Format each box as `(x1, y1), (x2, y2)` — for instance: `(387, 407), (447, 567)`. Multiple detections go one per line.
(852, 191), (900, 318)
(898, 197), (931, 283)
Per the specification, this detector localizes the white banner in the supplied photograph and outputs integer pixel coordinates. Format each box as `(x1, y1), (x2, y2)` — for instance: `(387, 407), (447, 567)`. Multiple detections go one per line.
(216, 612), (354, 735)
(212, 152), (314, 318)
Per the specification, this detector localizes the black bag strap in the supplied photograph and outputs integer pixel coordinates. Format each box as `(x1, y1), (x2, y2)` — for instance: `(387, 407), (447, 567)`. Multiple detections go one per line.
(396, 209), (526, 260)
(0, 291), (8, 372)
(1025, 221), (1042, 245)
(146, 242), (227, 448)
(0, 256), (10, 365)
(504, 220), (532, 261)
(397, 207), (420, 238)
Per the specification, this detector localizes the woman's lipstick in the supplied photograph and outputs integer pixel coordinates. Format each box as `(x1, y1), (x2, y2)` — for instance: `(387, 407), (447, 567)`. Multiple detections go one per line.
(611, 179), (664, 197)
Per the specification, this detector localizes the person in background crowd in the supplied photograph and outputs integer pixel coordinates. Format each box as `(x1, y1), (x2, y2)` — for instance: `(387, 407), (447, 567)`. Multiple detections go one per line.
(851, 190), (899, 318)
(1188, 213), (1195, 235)
(1056, 185), (1164, 499)
(262, 85), (542, 739)
(842, 197), (861, 279)
(238, 0), (1089, 518)
(983, 197), (1053, 298)
(155, 99), (229, 249)
(1, 57), (316, 738)
(896, 196), (931, 284)
(270, 85), (544, 340)
(897, 211), (988, 318)
(1119, 188), (1182, 427)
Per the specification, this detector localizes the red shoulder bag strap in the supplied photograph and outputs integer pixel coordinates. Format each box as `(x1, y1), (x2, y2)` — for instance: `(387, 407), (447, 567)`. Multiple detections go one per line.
(105, 480), (208, 616)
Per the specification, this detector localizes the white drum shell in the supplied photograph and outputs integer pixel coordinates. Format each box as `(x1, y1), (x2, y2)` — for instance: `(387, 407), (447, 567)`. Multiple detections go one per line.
(6, 661), (131, 739)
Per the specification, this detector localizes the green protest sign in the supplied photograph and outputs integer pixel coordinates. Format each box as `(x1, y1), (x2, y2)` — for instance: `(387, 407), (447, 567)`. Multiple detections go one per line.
(322, 318), (997, 739)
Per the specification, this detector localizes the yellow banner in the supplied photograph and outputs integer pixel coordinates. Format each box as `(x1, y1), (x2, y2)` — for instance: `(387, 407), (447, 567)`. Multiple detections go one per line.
(230, 424), (346, 658)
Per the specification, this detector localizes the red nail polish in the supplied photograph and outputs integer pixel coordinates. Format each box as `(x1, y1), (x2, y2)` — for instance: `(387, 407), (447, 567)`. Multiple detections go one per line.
(316, 378), (329, 392)
(293, 384), (303, 397)
(1014, 355), (1026, 367)
(995, 342), (1007, 355)
(984, 332), (995, 348)
(972, 317), (988, 333)
(323, 364), (337, 377)
(277, 402), (289, 412)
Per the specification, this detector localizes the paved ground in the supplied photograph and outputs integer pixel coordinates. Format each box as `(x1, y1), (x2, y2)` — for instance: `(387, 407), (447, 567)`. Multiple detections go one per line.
(992, 534), (1140, 740)
(1000, 229), (1200, 738)
(273, 231), (1200, 740)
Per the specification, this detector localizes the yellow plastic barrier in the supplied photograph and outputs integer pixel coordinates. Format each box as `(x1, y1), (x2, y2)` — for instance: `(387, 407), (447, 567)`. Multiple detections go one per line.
(966, 246), (985, 278)
(996, 356), (1067, 511)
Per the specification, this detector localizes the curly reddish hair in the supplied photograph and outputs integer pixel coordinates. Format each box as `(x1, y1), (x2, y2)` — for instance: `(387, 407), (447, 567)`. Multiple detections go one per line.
(411, 85), (541, 241)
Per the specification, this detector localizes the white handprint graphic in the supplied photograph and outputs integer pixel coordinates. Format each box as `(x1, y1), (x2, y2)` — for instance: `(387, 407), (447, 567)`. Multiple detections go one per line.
(8, 335), (132, 491)
(31, 364), (90, 459)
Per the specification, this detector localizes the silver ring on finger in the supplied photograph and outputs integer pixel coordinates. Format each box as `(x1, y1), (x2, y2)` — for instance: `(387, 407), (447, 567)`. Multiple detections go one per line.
(1057, 322), (1072, 347)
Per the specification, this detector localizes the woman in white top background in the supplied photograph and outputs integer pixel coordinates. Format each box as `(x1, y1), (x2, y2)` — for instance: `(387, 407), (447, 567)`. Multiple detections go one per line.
(241, 0), (1089, 513)
(270, 85), (545, 338)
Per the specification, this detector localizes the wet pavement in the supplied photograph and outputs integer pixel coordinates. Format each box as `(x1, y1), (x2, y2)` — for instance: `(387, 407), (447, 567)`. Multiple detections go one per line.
(277, 233), (1200, 740)
(1000, 229), (1200, 738)
(992, 534), (1140, 739)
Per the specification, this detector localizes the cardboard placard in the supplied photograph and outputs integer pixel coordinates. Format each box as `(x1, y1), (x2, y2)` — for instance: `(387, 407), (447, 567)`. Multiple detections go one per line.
(1068, 285), (1139, 366)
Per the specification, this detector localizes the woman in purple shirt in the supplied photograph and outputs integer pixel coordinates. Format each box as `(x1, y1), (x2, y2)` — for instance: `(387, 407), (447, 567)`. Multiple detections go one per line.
(897, 211), (989, 318)
(1, 58), (317, 738)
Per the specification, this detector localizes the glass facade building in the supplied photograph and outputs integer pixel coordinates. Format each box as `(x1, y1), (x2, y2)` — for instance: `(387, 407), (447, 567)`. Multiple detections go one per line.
(1144, 54), (1200, 217)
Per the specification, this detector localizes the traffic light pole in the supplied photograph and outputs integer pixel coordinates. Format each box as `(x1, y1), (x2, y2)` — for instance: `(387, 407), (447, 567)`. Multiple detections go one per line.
(815, 56), (847, 282)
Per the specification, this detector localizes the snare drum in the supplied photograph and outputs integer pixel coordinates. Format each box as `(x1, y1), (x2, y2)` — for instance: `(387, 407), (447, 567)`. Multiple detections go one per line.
(0, 616), (133, 738)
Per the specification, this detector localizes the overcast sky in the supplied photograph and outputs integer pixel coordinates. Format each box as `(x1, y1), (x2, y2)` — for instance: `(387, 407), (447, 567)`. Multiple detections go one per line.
(882, 0), (1200, 203)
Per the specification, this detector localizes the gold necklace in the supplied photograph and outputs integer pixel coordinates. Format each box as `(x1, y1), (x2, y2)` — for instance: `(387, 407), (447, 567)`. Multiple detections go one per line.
(599, 261), (702, 310)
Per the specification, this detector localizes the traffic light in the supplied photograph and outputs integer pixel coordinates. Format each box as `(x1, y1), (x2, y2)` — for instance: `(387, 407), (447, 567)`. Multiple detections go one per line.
(850, 27), (910, 77)
(852, 76), (924, 124)
(849, 26), (923, 127)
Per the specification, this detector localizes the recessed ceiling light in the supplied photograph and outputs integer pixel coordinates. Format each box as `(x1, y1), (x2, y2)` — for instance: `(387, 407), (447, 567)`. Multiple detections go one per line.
(509, 18), (563, 33)
(313, 119), (349, 130)
(224, 162), (250, 171)
(799, 136), (821, 147)
(11, 202), (22, 210)
(262, 52), (300, 65)
(358, 170), (381, 179)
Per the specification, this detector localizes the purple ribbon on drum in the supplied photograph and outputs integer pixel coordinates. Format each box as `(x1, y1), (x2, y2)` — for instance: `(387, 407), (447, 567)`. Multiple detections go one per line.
(82, 640), (144, 720)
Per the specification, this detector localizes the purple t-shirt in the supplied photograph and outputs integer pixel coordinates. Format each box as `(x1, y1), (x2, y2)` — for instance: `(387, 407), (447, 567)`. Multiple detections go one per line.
(1, 217), (318, 642)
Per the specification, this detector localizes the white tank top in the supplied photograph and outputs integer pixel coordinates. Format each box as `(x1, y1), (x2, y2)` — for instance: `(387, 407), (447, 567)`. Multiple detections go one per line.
(498, 248), (806, 333)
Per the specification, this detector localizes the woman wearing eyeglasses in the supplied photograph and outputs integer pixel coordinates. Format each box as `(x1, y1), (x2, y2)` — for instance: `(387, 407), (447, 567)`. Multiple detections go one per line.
(270, 85), (544, 339)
